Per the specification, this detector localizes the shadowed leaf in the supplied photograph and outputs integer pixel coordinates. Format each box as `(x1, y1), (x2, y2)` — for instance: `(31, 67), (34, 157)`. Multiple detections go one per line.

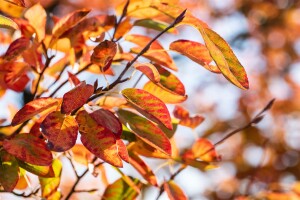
(117, 109), (171, 155)
(71, 144), (93, 165)
(3, 134), (53, 166)
(3, 62), (30, 92)
(12, 97), (60, 126)
(41, 111), (78, 152)
(134, 63), (160, 83)
(3, 37), (30, 61)
(164, 180), (188, 200)
(0, 150), (19, 192)
(121, 88), (172, 130)
(134, 19), (177, 33)
(76, 110), (122, 167)
(114, 17), (133, 40)
(91, 40), (117, 70)
(17, 159), (56, 178)
(61, 81), (94, 114)
(128, 140), (170, 159)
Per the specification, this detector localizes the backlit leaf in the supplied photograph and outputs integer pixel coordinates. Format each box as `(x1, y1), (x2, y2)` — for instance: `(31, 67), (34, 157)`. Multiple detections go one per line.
(134, 19), (177, 33)
(117, 109), (171, 155)
(173, 106), (204, 129)
(134, 63), (160, 83)
(24, 3), (46, 42)
(91, 40), (117, 70)
(15, 168), (28, 190)
(0, 150), (19, 192)
(114, 17), (133, 41)
(61, 81), (94, 114)
(102, 177), (141, 200)
(71, 144), (93, 165)
(23, 43), (44, 73)
(129, 152), (157, 186)
(3, 37), (30, 61)
(121, 88), (172, 130)
(12, 98), (60, 126)
(3, 62), (30, 92)
(41, 111), (78, 152)
(17, 159), (55, 178)
(125, 34), (177, 71)
(3, 134), (53, 166)
(97, 96), (127, 109)
(39, 159), (62, 199)
(89, 108), (122, 137)
(76, 110), (122, 167)
(164, 180), (188, 200)
(128, 140), (169, 159)
(170, 40), (220, 73)
(0, 14), (18, 30)
(182, 159), (218, 171)
(117, 139), (130, 163)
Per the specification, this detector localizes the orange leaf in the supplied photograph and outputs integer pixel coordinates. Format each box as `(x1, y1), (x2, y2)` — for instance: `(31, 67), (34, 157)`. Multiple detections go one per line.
(3, 0), (25, 7)
(129, 152), (157, 186)
(23, 43), (44, 73)
(121, 88), (172, 130)
(134, 63), (160, 83)
(71, 144), (93, 165)
(117, 109), (171, 155)
(173, 106), (204, 129)
(164, 180), (188, 200)
(114, 17), (133, 40)
(125, 34), (177, 71)
(61, 81), (94, 114)
(3, 134), (53, 166)
(116, 139), (130, 163)
(3, 62), (30, 92)
(97, 96), (127, 109)
(76, 110), (122, 167)
(128, 140), (170, 159)
(24, 3), (46, 42)
(0, 150), (19, 192)
(12, 97), (60, 126)
(41, 111), (78, 152)
(170, 39), (220, 73)
(91, 40), (117, 70)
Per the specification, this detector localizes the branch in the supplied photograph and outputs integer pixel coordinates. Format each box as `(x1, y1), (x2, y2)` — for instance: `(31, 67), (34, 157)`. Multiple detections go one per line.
(111, 0), (130, 42)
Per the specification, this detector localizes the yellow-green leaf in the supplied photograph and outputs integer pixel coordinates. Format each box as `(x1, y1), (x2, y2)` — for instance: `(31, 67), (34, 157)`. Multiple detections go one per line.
(0, 14), (18, 30)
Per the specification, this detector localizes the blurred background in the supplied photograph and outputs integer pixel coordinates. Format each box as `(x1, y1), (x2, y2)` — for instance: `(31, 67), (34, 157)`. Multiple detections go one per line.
(1, 0), (300, 199)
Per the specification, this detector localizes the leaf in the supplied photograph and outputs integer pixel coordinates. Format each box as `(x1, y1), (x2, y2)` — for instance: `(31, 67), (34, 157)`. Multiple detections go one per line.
(0, 0), (24, 17)
(39, 159), (62, 199)
(170, 40), (220, 73)
(41, 111), (78, 152)
(117, 109), (171, 155)
(134, 19), (177, 33)
(12, 97), (60, 126)
(182, 138), (221, 162)
(76, 110), (122, 167)
(3, 37), (30, 61)
(91, 40), (117, 70)
(125, 34), (177, 71)
(71, 144), (93, 165)
(128, 140), (170, 159)
(134, 63), (160, 83)
(3, 134), (53, 166)
(24, 3), (46, 42)
(102, 177), (142, 200)
(67, 71), (81, 86)
(61, 81), (94, 114)
(121, 88), (172, 130)
(173, 106), (204, 129)
(17, 159), (55, 178)
(3, 62), (30, 92)
(0, 150), (19, 192)
(128, 152), (157, 186)
(89, 108), (122, 137)
(97, 96), (127, 109)
(3, 0), (25, 7)
(164, 180), (188, 200)
(116, 139), (130, 163)
(143, 81), (187, 104)
(200, 28), (249, 89)
(15, 168), (28, 190)
(0, 14), (18, 29)
(114, 17), (133, 40)
(51, 9), (91, 44)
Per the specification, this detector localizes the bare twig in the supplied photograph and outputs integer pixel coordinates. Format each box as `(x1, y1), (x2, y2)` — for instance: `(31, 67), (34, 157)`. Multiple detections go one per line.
(111, 0), (130, 42)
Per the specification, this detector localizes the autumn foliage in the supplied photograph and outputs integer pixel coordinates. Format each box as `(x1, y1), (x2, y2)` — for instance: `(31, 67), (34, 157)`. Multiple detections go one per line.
(0, 0), (282, 199)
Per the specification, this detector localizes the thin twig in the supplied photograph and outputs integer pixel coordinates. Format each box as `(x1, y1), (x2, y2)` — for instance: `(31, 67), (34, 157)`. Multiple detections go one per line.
(111, 0), (130, 42)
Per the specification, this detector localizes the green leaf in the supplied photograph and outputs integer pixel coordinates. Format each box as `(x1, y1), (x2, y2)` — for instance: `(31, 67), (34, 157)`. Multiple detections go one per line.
(17, 159), (59, 178)
(134, 19), (177, 33)
(0, 14), (18, 29)
(41, 111), (78, 152)
(164, 180), (188, 200)
(3, 134), (53, 166)
(102, 177), (141, 200)
(0, 150), (19, 192)
(76, 110), (123, 167)
(117, 109), (171, 155)
(121, 88), (172, 130)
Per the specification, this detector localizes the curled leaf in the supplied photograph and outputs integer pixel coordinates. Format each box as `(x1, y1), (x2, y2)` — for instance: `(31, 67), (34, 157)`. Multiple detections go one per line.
(91, 40), (117, 70)
(173, 106), (204, 129)
(0, 14), (18, 30)
(134, 63), (160, 83)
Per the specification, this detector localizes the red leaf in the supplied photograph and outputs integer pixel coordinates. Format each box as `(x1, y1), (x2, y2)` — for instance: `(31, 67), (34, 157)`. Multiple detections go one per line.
(67, 71), (81, 86)
(61, 81), (94, 114)
(116, 139), (129, 163)
(125, 34), (177, 71)
(76, 110), (122, 167)
(173, 106), (204, 129)
(3, 37), (30, 61)
(134, 63), (160, 83)
(117, 109), (171, 155)
(0, 150), (19, 192)
(170, 39), (220, 73)
(89, 108), (122, 137)
(41, 111), (78, 152)
(91, 40), (117, 70)
(129, 152), (157, 186)
(121, 88), (172, 130)
(12, 97), (60, 126)
(164, 180), (188, 200)
(3, 134), (53, 166)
